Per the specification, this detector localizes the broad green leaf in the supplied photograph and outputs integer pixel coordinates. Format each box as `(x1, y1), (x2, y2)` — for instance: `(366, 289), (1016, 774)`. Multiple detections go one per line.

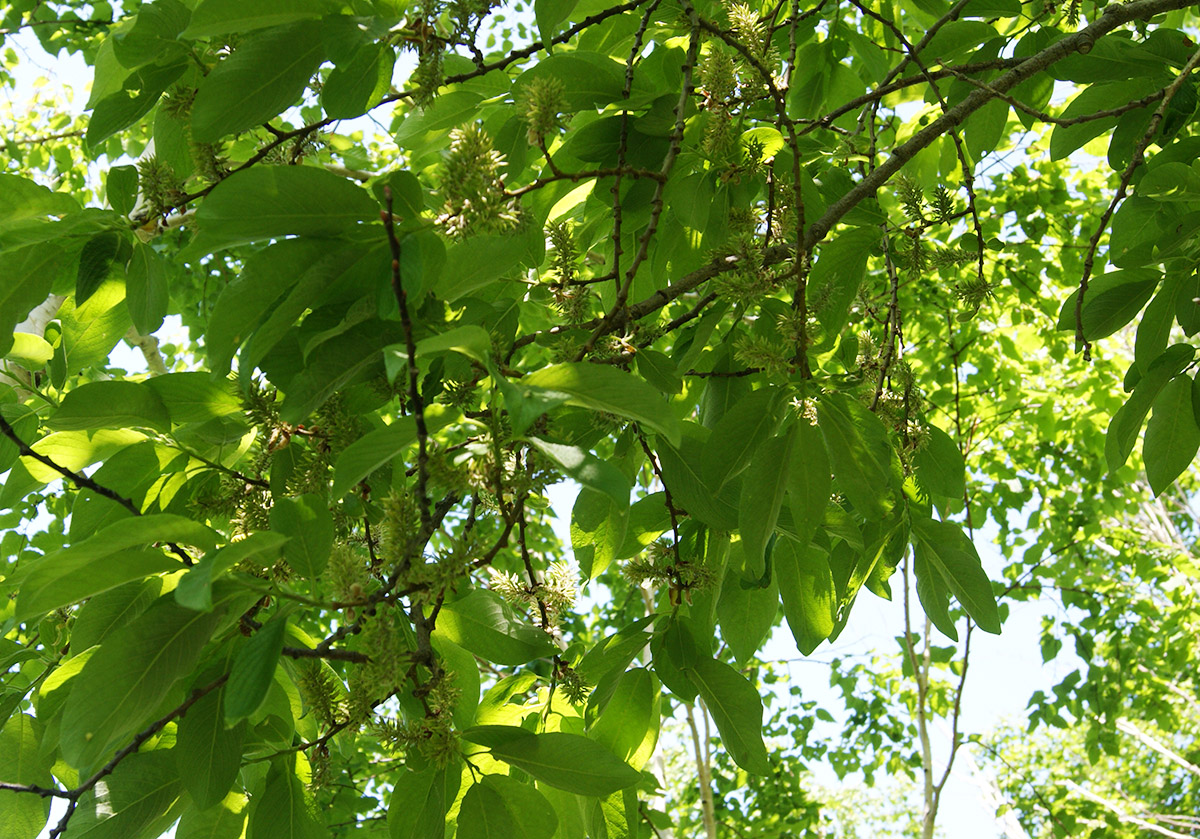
(656, 432), (739, 531)
(435, 590), (557, 665)
(458, 783), (516, 839)
(270, 495), (334, 579)
(1050, 80), (1161, 160)
(0, 245), (66, 356)
(125, 243), (169, 336)
(589, 667), (661, 770)
(176, 532), (289, 612)
(737, 428), (793, 577)
(910, 515), (1001, 634)
(105, 165), (138, 217)
(439, 234), (538, 301)
(913, 550), (958, 640)
(184, 0), (332, 37)
(86, 60), (187, 149)
(61, 597), (225, 769)
(807, 227), (879, 341)
(247, 755), (327, 839)
(1056, 268), (1160, 340)
(0, 714), (52, 839)
(145, 372), (243, 424)
(191, 23), (326, 142)
(176, 793), (248, 839)
(817, 392), (895, 519)
(176, 681), (246, 809)
(702, 386), (779, 489)
(463, 728), (641, 796)
(535, 0), (580, 45)
(329, 406), (457, 499)
(1144, 374), (1200, 495)
(54, 280), (133, 384)
(513, 53), (625, 112)
(5, 333), (53, 367)
(69, 751), (185, 839)
(522, 363), (681, 446)
(682, 657), (771, 775)
(46, 381), (171, 433)
(226, 616), (288, 724)
(479, 776), (558, 839)
(191, 166), (376, 254)
(1107, 344), (1196, 472)
(571, 486), (628, 579)
(72, 578), (163, 652)
(775, 537), (836, 655)
(323, 42), (394, 119)
(388, 765), (460, 839)
(1135, 275), (1182, 374)
(529, 437), (630, 508)
(416, 325), (493, 364)
(206, 239), (330, 374)
(76, 232), (123, 305)
(913, 424), (966, 499)
(717, 545), (780, 665)
(786, 417), (831, 538)
(17, 514), (217, 620)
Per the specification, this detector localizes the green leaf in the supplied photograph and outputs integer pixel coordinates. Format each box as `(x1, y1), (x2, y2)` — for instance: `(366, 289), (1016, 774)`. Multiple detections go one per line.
(226, 616), (288, 724)
(682, 657), (771, 775)
(717, 545), (780, 665)
(513, 53), (625, 112)
(785, 417), (831, 537)
(913, 549), (957, 641)
(463, 728), (642, 796)
(416, 325), (493, 364)
(479, 776), (558, 839)
(1050, 80), (1160, 160)
(176, 532), (289, 612)
(61, 596), (225, 768)
(571, 486), (628, 579)
(1144, 374), (1200, 495)
(329, 405), (457, 499)
(817, 392), (895, 519)
(72, 578), (163, 652)
(1106, 344), (1196, 472)
(46, 380), (171, 433)
(775, 537), (836, 655)
(589, 668), (661, 770)
(702, 387), (779, 490)
(106, 165), (139, 217)
(528, 437), (630, 508)
(269, 494), (334, 579)
(0, 245), (65, 356)
(176, 681), (247, 809)
(737, 428), (793, 577)
(176, 793), (248, 839)
(87, 60), (187, 149)
(1056, 269), (1160, 340)
(807, 227), (879, 341)
(125, 243), (169, 336)
(388, 766), (460, 839)
(458, 783), (515, 839)
(16, 514), (217, 621)
(522, 363), (681, 446)
(5, 333), (54, 368)
(913, 424), (966, 499)
(191, 22), (326, 142)
(322, 42), (394, 119)
(910, 515), (1001, 634)
(144, 372), (243, 424)
(435, 590), (557, 666)
(247, 755), (327, 839)
(184, 0), (332, 37)
(69, 751), (185, 839)
(0, 714), (52, 839)
(191, 166), (377, 254)
(535, 0), (579, 45)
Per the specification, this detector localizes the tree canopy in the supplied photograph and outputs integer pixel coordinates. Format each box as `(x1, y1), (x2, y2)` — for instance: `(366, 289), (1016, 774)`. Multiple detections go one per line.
(1, 0), (1200, 837)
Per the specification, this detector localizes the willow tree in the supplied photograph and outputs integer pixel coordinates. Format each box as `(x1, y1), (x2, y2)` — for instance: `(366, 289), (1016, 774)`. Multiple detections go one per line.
(0, 0), (1198, 836)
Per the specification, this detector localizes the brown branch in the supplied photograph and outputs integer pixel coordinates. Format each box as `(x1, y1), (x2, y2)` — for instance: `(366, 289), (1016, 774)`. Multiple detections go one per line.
(383, 187), (432, 534)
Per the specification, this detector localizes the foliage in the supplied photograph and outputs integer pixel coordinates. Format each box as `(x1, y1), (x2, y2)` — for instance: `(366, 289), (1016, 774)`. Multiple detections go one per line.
(2, 0), (1200, 837)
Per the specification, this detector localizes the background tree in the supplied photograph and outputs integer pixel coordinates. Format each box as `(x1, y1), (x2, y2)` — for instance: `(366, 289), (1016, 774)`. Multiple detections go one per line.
(1, 0), (1200, 837)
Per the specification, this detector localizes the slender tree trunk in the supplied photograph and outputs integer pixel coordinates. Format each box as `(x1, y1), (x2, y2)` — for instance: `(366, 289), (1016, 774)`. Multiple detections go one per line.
(685, 701), (717, 839)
